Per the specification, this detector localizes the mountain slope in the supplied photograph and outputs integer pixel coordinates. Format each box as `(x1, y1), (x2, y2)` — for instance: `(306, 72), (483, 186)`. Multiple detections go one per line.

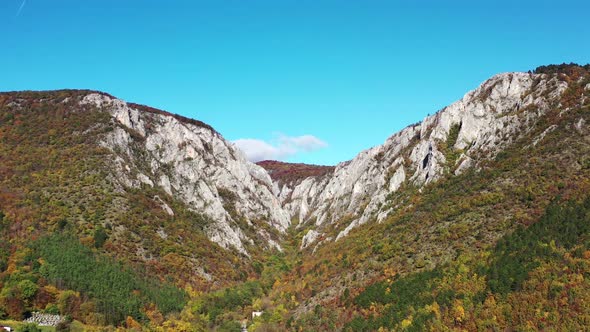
(275, 69), (580, 250)
(0, 89), (294, 325)
(81, 92), (289, 254)
(0, 87), (296, 262)
(263, 64), (590, 331)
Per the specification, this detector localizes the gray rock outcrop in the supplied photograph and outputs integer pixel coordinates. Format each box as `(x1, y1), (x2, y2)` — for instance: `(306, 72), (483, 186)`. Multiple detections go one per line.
(78, 70), (572, 254)
(24, 312), (64, 327)
(276, 72), (568, 249)
(81, 94), (290, 254)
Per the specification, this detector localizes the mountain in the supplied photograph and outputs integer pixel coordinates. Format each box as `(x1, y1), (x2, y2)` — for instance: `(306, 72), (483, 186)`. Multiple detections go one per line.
(266, 64), (590, 331)
(1, 89), (290, 251)
(0, 89), (292, 326)
(269, 69), (576, 250)
(83, 92), (290, 254)
(0, 63), (589, 331)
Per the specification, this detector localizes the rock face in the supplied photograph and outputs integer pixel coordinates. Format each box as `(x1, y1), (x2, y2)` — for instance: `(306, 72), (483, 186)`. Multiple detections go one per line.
(77, 70), (572, 254)
(24, 312), (64, 327)
(273, 72), (569, 249)
(81, 93), (290, 254)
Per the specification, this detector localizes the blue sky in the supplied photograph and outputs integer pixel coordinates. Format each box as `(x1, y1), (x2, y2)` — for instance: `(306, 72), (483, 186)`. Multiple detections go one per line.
(1, 1), (589, 165)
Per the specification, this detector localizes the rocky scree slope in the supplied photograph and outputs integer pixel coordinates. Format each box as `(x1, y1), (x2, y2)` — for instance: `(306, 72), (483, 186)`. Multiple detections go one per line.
(0, 90), (290, 262)
(269, 70), (581, 250)
(79, 93), (290, 254)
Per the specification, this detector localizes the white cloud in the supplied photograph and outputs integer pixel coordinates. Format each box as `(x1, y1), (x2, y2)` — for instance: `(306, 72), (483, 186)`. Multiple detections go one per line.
(279, 135), (328, 152)
(232, 138), (293, 162)
(233, 134), (328, 162)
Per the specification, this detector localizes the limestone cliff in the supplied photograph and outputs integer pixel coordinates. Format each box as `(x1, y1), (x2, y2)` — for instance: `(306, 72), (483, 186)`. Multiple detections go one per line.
(81, 93), (290, 254)
(56, 70), (577, 254)
(271, 72), (570, 249)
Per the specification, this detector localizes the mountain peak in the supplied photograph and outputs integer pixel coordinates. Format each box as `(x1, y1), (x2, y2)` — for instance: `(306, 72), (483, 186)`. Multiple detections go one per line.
(272, 66), (589, 249)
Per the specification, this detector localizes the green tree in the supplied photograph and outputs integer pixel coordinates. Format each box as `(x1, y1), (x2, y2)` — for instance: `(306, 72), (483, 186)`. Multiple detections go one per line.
(58, 290), (80, 317)
(17, 280), (38, 300)
(93, 227), (108, 248)
(15, 323), (41, 332)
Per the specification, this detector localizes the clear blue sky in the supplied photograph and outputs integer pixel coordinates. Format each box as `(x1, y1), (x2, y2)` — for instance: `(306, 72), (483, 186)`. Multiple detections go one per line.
(2, 1), (589, 165)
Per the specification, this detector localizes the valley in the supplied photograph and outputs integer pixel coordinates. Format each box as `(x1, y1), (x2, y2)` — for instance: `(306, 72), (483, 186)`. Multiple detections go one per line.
(0, 63), (589, 331)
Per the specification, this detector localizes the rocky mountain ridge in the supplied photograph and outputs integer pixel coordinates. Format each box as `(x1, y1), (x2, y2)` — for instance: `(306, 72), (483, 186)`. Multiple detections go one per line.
(1, 66), (582, 258)
(75, 68), (582, 254)
(270, 71), (577, 249)
(78, 93), (290, 254)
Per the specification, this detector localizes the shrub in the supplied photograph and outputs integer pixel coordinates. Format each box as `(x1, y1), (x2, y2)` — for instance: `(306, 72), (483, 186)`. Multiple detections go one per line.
(15, 323), (41, 332)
